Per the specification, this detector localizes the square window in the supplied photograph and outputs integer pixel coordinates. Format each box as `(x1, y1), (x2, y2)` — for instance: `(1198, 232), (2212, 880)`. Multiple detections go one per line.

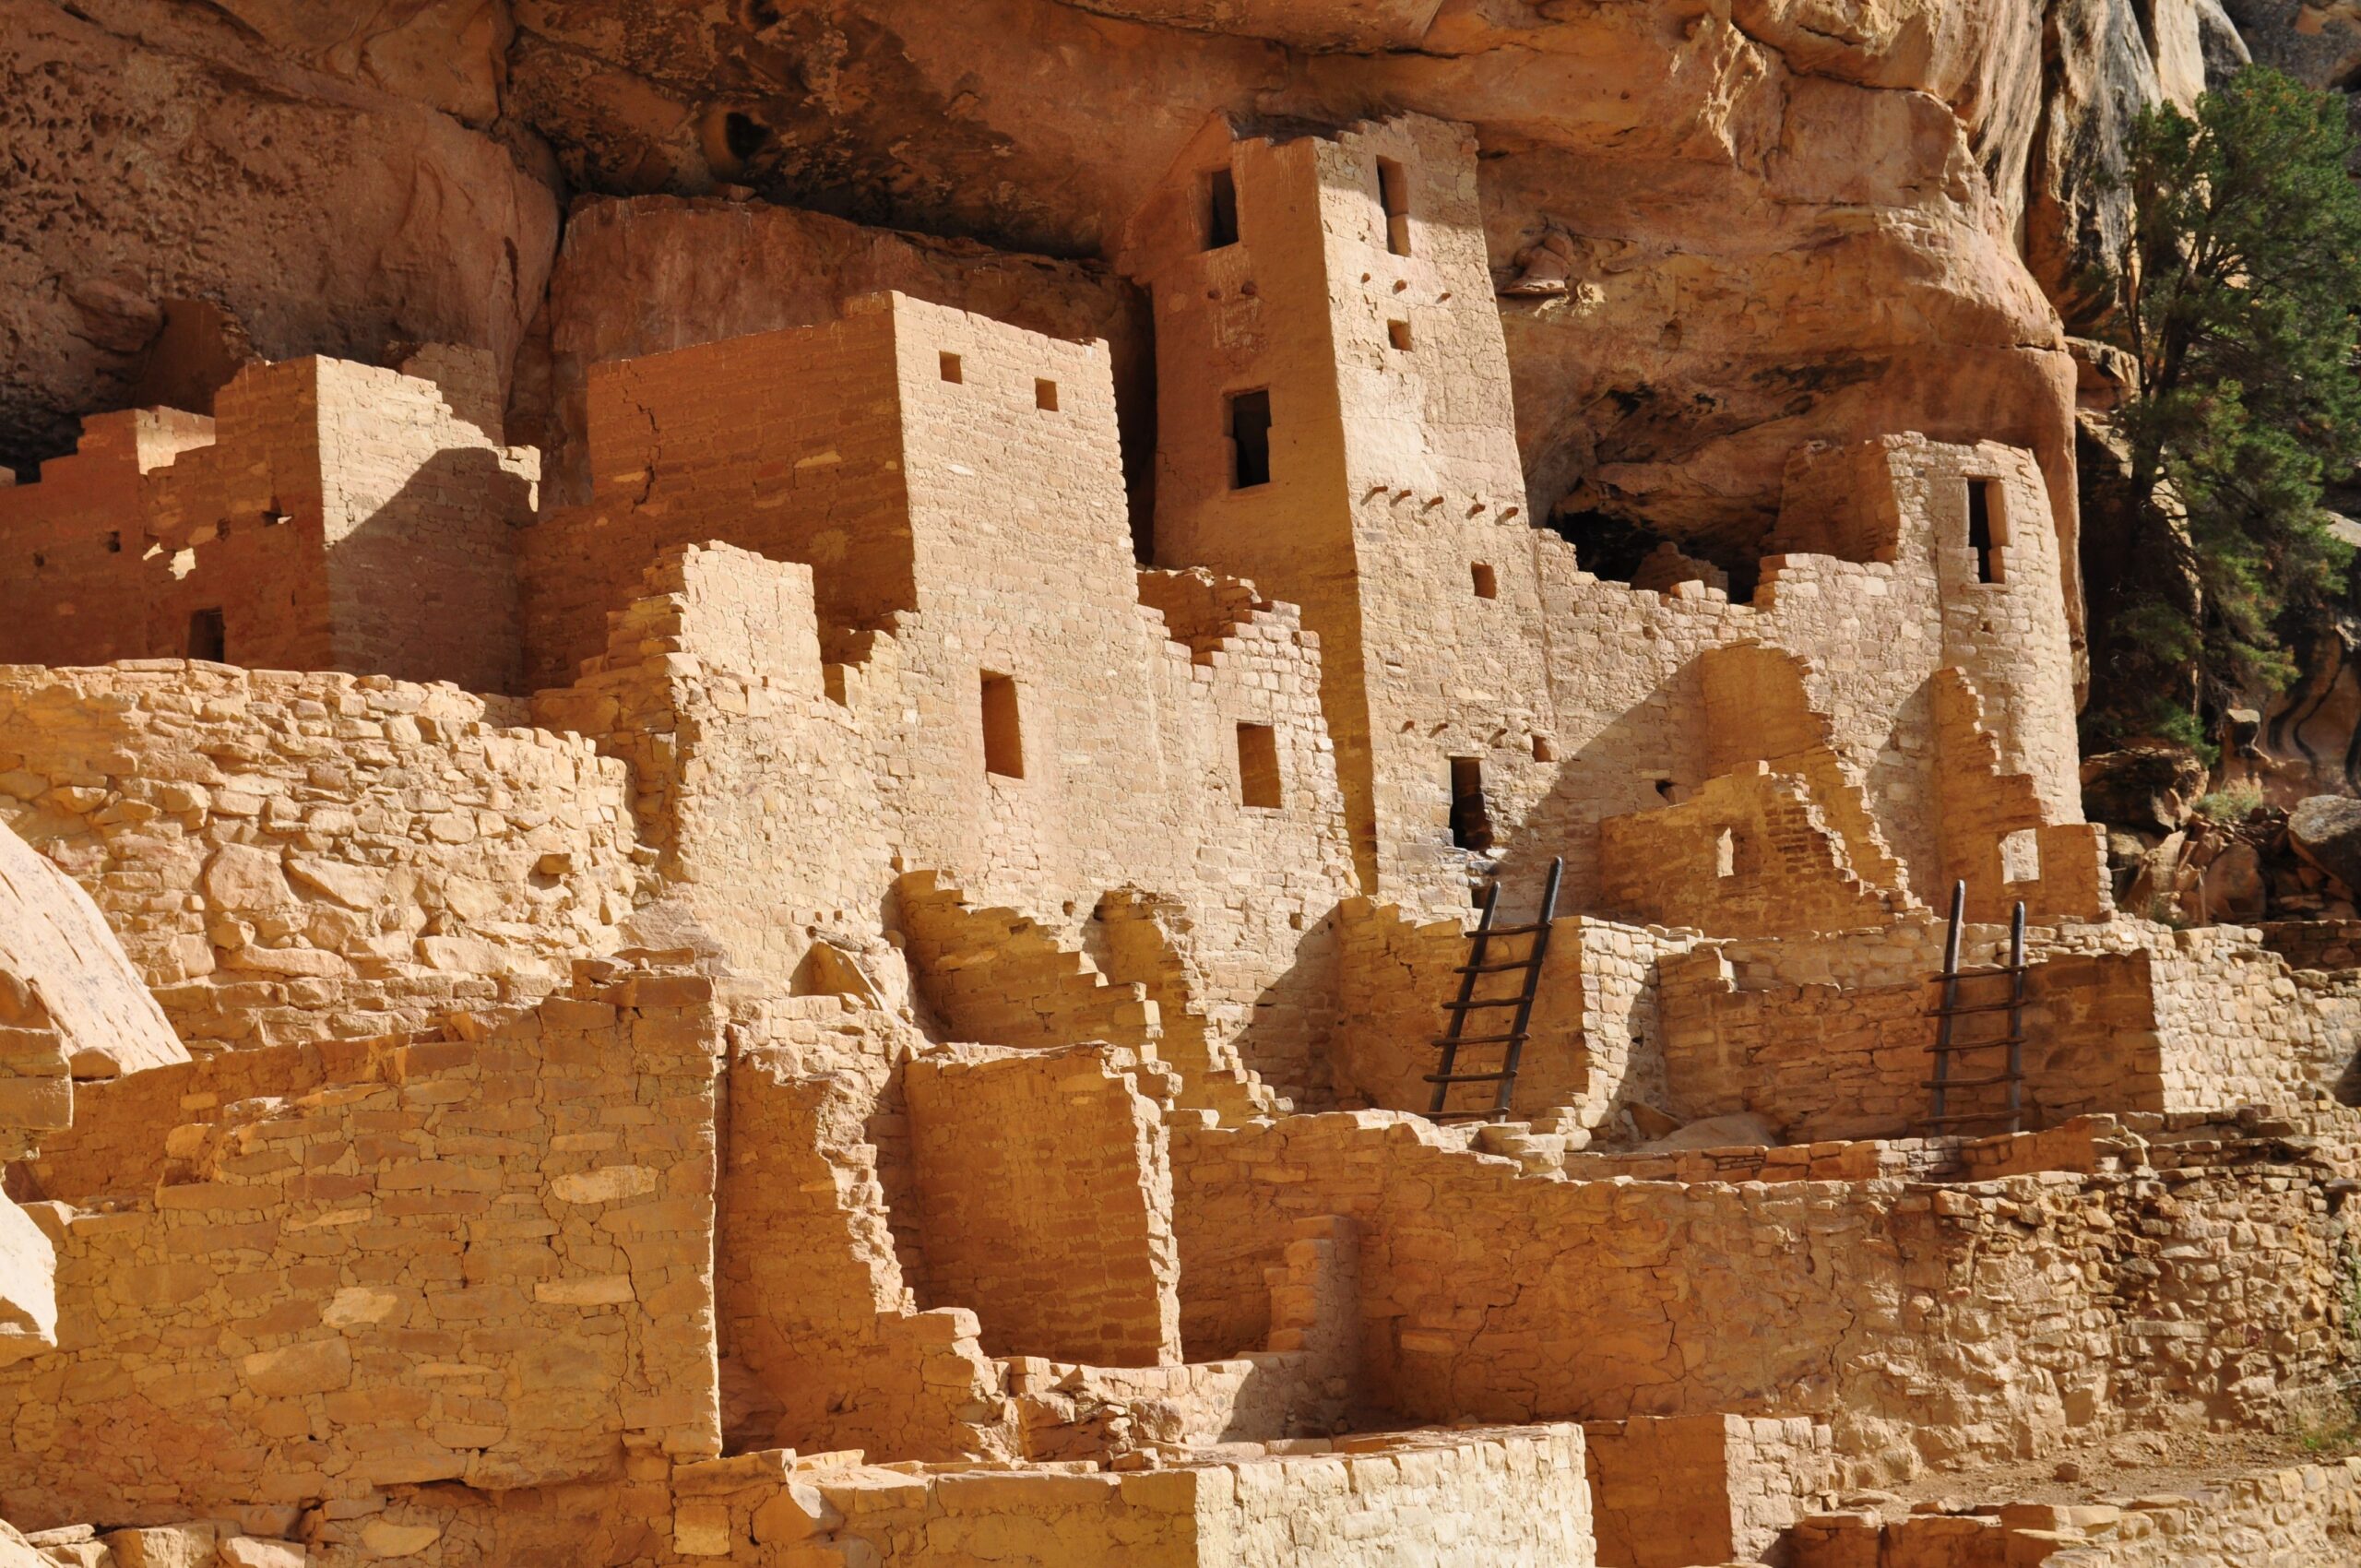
(1471, 563), (1498, 600)
(188, 607), (226, 663)
(940, 351), (964, 384)
(1388, 319), (1414, 352)
(1036, 378), (1059, 411)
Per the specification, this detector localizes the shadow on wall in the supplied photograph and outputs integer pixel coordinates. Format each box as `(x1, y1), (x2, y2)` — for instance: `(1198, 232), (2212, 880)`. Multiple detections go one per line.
(325, 448), (531, 694)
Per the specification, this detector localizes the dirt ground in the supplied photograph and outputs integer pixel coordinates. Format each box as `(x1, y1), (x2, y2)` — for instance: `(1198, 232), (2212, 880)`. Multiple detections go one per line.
(1876, 1424), (2361, 1515)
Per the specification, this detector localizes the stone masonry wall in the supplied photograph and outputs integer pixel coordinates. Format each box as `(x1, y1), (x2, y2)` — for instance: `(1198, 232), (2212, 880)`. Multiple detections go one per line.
(1597, 763), (1910, 939)
(1333, 899), (1696, 1128)
(0, 959), (725, 1531)
(904, 1043), (1182, 1368)
(717, 1005), (1020, 1465)
(522, 299), (1358, 1108)
(1657, 925), (2341, 1140)
(1584, 1413), (1833, 1568)
(655, 1424), (1595, 1567)
(1169, 1111), (2349, 1481)
(1794, 1458), (2361, 1565)
(0, 357), (535, 695)
(0, 663), (641, 1053)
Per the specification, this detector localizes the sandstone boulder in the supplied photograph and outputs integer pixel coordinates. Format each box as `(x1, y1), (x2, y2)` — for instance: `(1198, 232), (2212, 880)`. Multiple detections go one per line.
(2289, 795), (2361, 894)
(2197, 838), (2267, 922)
(0, 1198), (56, 1369)
(0, 819), (184, 1092)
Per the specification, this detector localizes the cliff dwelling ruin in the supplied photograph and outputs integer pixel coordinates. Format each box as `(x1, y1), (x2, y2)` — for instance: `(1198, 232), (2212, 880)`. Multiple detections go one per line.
(3, 34), (2361, 1567)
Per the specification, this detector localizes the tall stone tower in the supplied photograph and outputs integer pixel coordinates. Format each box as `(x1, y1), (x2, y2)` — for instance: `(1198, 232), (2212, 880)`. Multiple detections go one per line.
(1122, 113), (1556, 913)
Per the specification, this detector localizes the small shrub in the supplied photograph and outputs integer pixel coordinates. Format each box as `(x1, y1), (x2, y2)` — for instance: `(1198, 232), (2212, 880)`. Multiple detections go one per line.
(2196, 783), (2265, 820)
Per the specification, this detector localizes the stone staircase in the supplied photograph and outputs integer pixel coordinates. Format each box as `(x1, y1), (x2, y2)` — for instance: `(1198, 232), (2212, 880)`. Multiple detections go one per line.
(894, 872), (1284, 1124)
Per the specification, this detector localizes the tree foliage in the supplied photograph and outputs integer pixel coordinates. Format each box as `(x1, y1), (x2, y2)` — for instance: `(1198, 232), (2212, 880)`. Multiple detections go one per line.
(2096, 66), (2361, 745)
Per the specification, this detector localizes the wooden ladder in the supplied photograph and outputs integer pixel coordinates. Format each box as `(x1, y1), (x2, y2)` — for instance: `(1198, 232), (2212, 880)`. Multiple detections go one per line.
(1923, 879), (2029, 1135)
(1426, 857), (1563, 1124)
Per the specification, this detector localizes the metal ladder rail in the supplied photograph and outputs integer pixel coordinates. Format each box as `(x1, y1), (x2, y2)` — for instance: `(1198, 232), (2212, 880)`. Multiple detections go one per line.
(1426, 879), (1501, 1120)
(1425, 857), (1563, 1124)
(1925, 883), (2030, 1134)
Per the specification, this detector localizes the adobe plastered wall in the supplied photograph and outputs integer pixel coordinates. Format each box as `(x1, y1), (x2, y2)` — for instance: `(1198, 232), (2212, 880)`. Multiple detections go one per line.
(0, 663), (641, 1053)
(0, 959), (725, 1531)
(1169, 1111), (2350, 1481)
(0, 357), (534, 695)
(524, 299), (1358, 1106)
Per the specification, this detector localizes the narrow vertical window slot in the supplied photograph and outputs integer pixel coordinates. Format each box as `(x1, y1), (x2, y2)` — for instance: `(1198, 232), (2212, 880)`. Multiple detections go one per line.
(1227, 389), (1273, 490)
(981, 672), (1024, 778)
(1967, 479), (2001, 584)
(1376, 158), (1412, 256)
(1205, 168), (1240, 250)
(1449, 756), (1490, 851)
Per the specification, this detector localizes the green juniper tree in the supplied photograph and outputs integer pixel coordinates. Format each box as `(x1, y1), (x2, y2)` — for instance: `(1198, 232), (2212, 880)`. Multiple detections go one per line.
(2092, 66), (2361, 752)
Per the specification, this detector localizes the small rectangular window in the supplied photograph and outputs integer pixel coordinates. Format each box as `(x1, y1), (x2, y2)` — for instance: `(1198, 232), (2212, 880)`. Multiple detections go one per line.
(1967, 479), (2000, 584)
(1387, 319), (1413, 352)
(940, 351), (964, 384)
(1471, 563), (1497, 600)
(980, 672), (1024, 779)
(1237, 723), (1281, 808)
(1715, 827), (1738, 879)
(1376, 158), (1411, 257)
(1227, 389), (1272, 490)
(187, 608), (226, 663)
(1036, 378), (1059, 411)
(1205, 168), (1240, 250)
(1531, 735), (1554, 764)
(1449, 757), (1490, 852)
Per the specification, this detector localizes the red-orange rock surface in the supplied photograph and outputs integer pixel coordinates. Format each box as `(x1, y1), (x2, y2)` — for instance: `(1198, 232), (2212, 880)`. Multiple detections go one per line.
(0, 0), (2268, 638)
